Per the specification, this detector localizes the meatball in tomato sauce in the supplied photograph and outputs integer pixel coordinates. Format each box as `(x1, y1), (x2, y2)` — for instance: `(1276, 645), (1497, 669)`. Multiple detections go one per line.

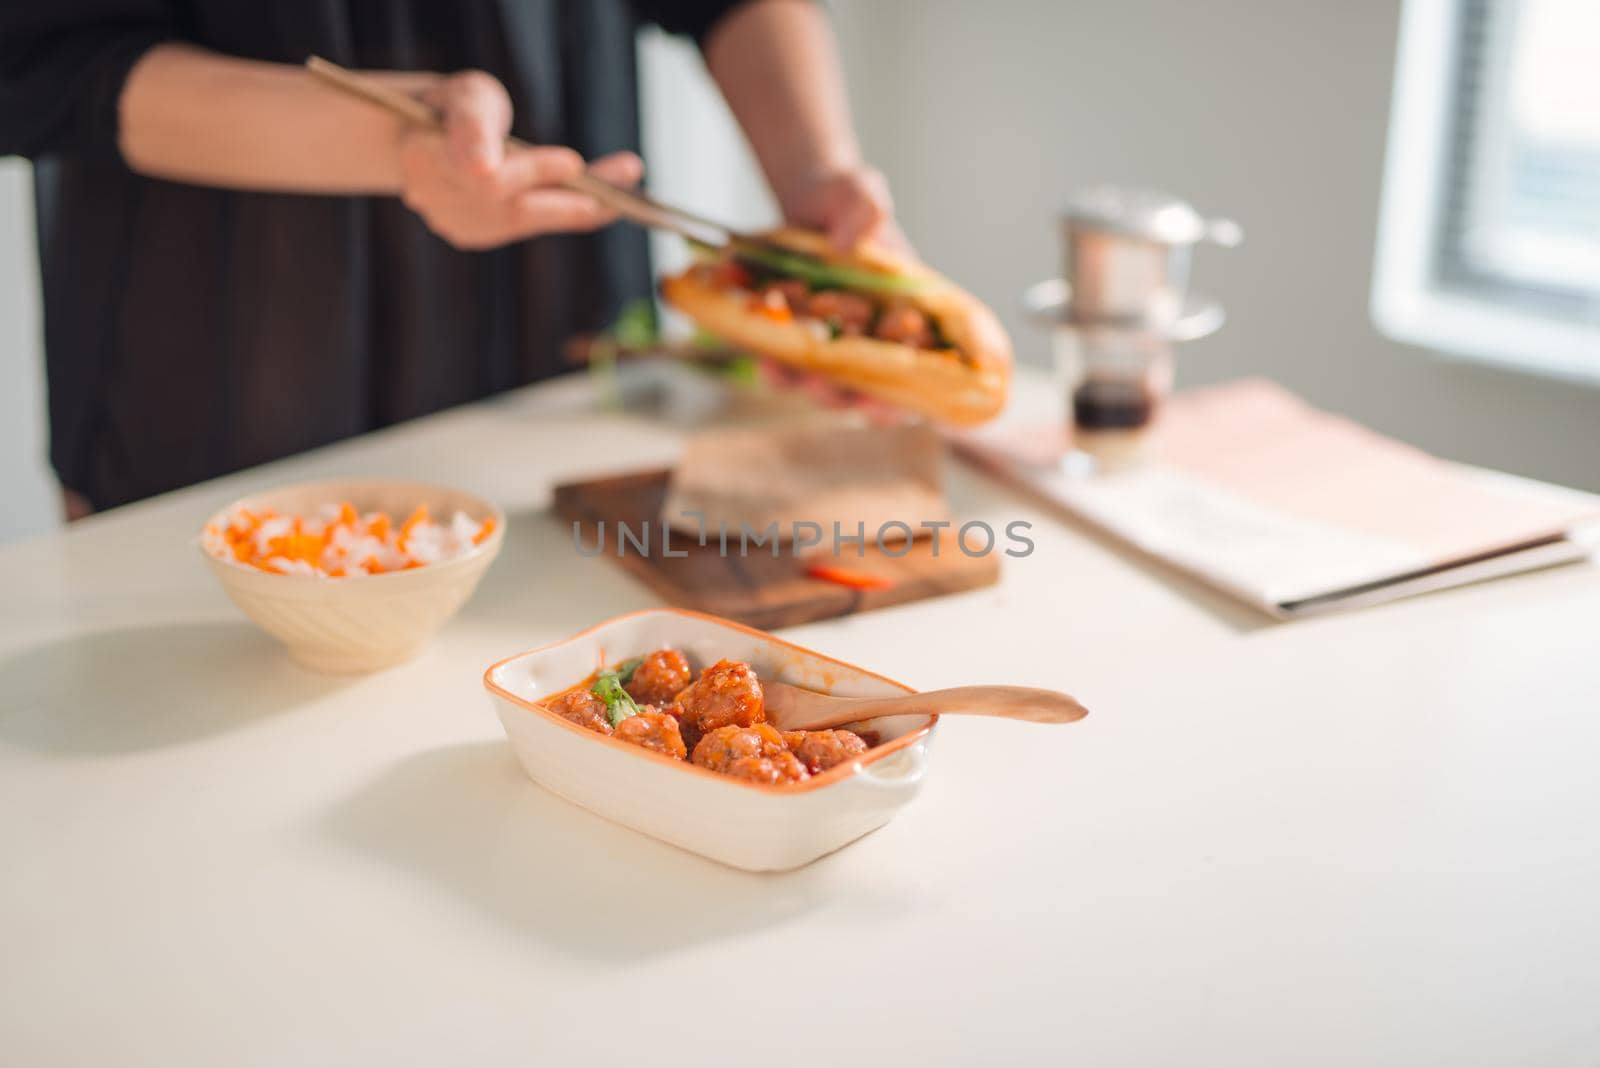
(784, 729), (869, 774)
(673, 659), (765, 732)
(693, 722), (786, 769)
(874, 299), (937, 348)
(613, 710), (688, 760)
(692, 724), (808, 785)
(624, 648), (692, 706)
(805, 290), (876, 336)
(724, 752), (809, 785)
(546, 688), (611, 735)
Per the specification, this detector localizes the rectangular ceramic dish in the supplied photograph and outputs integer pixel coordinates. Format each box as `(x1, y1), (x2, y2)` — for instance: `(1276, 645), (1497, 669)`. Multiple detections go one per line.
(483, 608), (936, 871)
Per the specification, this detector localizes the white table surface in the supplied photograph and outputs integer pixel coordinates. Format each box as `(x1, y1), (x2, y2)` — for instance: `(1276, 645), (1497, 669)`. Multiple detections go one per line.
(4, 369), (1599, 1067)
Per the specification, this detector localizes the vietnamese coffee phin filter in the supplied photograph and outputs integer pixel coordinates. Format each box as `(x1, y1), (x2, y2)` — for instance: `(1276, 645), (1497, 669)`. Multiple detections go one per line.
(1023, 186), (1240, 470)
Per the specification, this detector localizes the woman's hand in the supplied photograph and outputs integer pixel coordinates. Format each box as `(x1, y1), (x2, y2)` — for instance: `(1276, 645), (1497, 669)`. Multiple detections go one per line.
(397, 70), (643, 250)
(780, 163), (907, 252)
(763, 162), (912, 417)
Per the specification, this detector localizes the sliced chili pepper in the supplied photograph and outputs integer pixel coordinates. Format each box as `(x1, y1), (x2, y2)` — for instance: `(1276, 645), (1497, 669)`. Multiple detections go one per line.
(805, 563), (895, 591)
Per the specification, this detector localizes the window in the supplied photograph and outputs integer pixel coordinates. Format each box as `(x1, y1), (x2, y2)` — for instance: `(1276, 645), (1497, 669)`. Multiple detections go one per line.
(1372, 0), (1600, 382)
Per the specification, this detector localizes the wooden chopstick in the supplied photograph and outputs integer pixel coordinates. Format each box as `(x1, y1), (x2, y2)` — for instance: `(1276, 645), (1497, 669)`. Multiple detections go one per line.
(303, 55), (743, 247)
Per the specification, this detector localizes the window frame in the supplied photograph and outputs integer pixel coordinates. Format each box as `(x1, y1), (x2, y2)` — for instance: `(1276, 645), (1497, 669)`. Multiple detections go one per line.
(1371, 0), (1600, 385)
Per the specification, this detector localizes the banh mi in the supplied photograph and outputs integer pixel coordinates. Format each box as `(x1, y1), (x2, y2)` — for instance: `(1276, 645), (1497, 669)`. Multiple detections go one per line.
(659, 227), (1011, 425)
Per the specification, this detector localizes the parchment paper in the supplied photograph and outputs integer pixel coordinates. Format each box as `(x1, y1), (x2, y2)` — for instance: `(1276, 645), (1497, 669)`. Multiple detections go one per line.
(660, 417), (952, 555)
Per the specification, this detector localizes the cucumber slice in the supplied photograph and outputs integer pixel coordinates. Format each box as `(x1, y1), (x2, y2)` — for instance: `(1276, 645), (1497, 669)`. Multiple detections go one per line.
(732, 242), (927, 296)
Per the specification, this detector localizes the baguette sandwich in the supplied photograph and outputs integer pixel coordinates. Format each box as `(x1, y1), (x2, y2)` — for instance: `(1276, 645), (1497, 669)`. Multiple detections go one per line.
(659, 228), (1011, 425)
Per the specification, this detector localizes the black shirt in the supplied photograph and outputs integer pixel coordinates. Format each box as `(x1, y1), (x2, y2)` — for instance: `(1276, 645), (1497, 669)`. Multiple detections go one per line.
(0, 0), (742, 509)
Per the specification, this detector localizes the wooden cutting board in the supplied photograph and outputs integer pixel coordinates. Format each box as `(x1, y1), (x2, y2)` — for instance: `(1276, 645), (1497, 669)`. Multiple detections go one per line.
(553, 469), (1000, 630)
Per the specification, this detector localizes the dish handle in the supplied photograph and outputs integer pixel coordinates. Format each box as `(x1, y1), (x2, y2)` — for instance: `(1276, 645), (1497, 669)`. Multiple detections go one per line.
(849, 740), (929, 802)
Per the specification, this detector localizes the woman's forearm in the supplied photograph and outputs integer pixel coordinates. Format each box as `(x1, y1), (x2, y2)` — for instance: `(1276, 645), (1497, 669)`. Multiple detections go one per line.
(119, 44), (438, 193)
(702, 0), (863, 213)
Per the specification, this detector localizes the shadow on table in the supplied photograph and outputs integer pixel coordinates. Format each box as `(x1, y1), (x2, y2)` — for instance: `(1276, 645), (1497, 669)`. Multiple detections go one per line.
(0, 621), (352, 755)
(322, 740), (909, 963)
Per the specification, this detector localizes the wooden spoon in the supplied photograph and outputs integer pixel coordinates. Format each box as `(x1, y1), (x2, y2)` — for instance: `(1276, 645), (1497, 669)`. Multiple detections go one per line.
(762, 679), (1088, 733)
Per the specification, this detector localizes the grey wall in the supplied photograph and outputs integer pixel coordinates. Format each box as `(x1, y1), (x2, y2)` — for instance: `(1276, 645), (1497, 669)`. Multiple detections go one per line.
(2, 2), (1596, 546)
(833, 0), (1600, 489)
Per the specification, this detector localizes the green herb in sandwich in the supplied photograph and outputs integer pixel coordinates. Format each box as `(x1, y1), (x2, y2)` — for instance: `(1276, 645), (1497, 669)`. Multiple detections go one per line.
(688, 238), (927, 297)
(733, 243), (927, 296)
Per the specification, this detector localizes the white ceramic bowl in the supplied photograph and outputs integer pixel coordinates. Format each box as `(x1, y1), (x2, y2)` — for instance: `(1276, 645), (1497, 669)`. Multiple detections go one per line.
(201, 479), (504, 674)
(484, 608), (937, 872)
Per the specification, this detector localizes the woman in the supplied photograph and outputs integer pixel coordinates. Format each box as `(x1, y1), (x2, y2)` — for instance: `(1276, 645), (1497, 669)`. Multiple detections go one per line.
(0, 0), (896, 515)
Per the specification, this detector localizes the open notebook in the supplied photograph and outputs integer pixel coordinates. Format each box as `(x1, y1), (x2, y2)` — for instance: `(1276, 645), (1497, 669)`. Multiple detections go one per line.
(955, 379), (1600, 618)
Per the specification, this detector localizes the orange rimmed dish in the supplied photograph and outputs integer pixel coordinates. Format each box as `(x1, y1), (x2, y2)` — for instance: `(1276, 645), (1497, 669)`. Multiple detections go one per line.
(483, 608), (937, 871)
(200, 478), (504, 674)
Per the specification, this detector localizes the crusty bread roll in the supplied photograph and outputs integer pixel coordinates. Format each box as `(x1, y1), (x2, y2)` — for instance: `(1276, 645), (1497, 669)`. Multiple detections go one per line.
(659, 227), (1011, 425)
